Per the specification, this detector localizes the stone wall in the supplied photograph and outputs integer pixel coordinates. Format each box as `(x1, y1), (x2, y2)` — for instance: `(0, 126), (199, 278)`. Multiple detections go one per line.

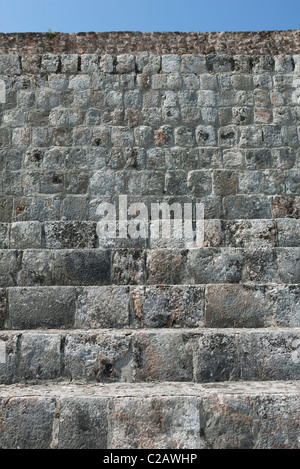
(0, 30), (299, 55)
(0, 51), (299, 226)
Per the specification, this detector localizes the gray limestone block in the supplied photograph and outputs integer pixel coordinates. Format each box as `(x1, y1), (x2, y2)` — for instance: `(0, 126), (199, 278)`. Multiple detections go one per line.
(276, 219), (300, 247)
(99, 54), (114, 73)
(239, 330), (300, 381)
(275, 248), (300, 283)
(195, 125), (216, 146)
(63, 331), (132, 382)
(7, 287), (76, 329)
(17, 332), (62, 381)
(244, 148), (273, 169)
(161, 55), (181, 73)
(165, 170), (188, 195)
(225, 220), (276, 248)
(187, 170), (212, 196)
(205, 284), (270, 328)
(112, 249), (145, 285)
(14, 196), (62, 222)
(242, 248), (277, 283)
(60, 54), (79, 73)
(203, 219), (225, 247)
(0, 250), (21, 287)
(21, 55), (41, 74)
(136, 53), (161, 74)
(195, 331), (241, 382)
(53, 249), (111, 286)
(146, 249), (189, 285)
(0, 55), (21, 75)
(200, 393), (255, 449)
(253, 394), (300, 449)
(0, 396), (55, 449)
(285, 169), (300, 194)
(108, 395), (200, 449)
(218, 126), (239, 147)
(207, 55), (234, 72)
(213, 170), (238, 196)
(224, 195), (272, 219)
(17, 250), (54, 286)
(68, 74), (91, 90)
(44, 221), (97, 249)
(10, 221), (42, 249)
(132, 331), (194, 382)
(41, 54), (60, 73)
(116, 54), (135, 74)
(267, 285), (300, 327)
(130, 285), (205, 328)
(36, 89), (59, 110)
(0, 223), (9, 249)
(76, 286), (130, 328)
(89, 170), (115, 196)
(174, 127), (195, 147)
(181, 55), (206, 74)
(0, 197), (13, 223)
(62, 196), (87, 221)
(80, 54), (100, 73)
(57, 397), (108, 449)
(111, 127), (134, 147)
(271, 195), (300, 219)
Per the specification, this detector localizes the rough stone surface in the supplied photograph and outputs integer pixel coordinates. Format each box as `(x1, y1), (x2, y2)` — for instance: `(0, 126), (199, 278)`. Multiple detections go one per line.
(0, 31), (300, 449)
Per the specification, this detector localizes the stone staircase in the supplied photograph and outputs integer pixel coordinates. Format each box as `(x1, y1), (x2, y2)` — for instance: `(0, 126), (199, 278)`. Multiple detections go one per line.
(0, 33), (300, 448)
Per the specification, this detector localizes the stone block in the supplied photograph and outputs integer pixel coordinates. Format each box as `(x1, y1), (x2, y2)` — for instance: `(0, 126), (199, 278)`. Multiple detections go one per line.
(7, 287), (76, 329)
(132, 331), (194, 382)
(76, 286), (129, 328)
(131, 285), (205, 328)
(10, 221), (42, 249)
(63, 332), (131, 382)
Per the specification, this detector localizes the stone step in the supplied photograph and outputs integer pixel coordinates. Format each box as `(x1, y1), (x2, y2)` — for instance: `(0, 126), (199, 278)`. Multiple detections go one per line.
(0, 380), (300, 449)
(1, 284), (299, 330)
(1, 218), (299, 249)
(0, 247), (299, 287)
(1, 195), (300, 225)
(1, 328), (300, 385)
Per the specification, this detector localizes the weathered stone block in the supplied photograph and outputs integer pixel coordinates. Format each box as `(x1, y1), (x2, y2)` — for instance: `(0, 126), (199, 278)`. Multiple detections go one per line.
(18, 250), (53, 286)
(58, 397), (108, 449)
(205, 285), (270, 328)
(0, 197), (13, 223)
(108, 395), (200, 449)
(277, 219), (300, 247)
(53, 249), (111, 286)
(63, 332), (131, 382)
(226, 220), (276, 248)
(10, 221), (42, 249)
(224, 195), (272, 219)
(0, 250), (20, 287)
(18, 332), (61, 381)
(187, 248), (244, 284)
(131, 285), (205, 328)
(112, 249), (145, 285)
(44, 221), (96, 249)
(7, 287), (76, 329)
(76, 286), (129, 328)
(0, 397), (55, 449)
(132, 331), (194, 382)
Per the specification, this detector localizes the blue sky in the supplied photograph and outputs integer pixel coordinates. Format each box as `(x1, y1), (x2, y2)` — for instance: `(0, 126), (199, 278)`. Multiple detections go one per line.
(0, 0), (299, 33)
